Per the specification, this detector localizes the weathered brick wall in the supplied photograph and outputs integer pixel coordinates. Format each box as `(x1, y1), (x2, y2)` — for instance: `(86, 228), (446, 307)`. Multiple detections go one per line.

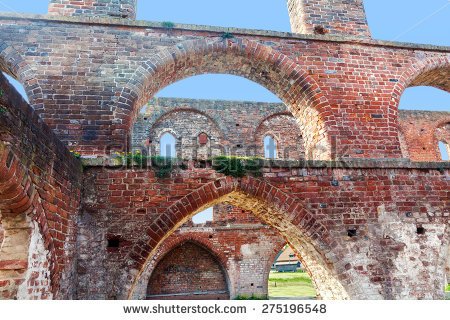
(78, 159), (449, 300)
(132, 98), (303, 159)
(212, 204), (263, 225)
(0, 13), (448, 158)
(48, 0), (137, 19)
(146, 242), (229, 300)
(0, 73), (82, 299)
(131, 204), (285, 299)
(0, 221), (3, 247)
(133, 100), (449, 162)
(398, 110), (450, 161)
(287, 0), (371, 37)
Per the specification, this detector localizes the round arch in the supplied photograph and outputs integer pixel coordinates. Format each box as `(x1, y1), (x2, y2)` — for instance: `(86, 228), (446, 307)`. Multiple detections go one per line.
(0, 42), (44, 109)
(390, 57), (450, 158)
(126, 176), (350, 300)
(118, 38), (334, 160)
(392, 57), (450, 103)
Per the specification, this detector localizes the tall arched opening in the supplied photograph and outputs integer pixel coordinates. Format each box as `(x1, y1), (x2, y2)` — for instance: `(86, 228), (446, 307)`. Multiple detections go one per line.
(120, 39), (334, 160)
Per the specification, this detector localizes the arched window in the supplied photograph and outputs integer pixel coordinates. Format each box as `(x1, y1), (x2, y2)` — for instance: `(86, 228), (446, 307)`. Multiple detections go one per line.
(160, 132), (176, 157)
(439, 141), (449, 161)
(264, 136), (277, 159)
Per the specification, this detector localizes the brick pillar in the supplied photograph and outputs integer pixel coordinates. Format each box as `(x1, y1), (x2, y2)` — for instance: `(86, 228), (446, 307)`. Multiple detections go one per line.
(287, 0), (371, 38)
(48, 0), (137, 20)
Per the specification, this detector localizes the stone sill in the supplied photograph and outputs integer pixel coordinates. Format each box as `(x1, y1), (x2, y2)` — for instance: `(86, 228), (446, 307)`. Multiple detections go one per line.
(0, 11), (448, 52)
(81, 157), (450, 170)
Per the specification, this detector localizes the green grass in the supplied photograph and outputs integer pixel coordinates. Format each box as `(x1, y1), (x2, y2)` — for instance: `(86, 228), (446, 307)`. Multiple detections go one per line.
(446, 285), (450, 292)
(268, 271), (316, 298)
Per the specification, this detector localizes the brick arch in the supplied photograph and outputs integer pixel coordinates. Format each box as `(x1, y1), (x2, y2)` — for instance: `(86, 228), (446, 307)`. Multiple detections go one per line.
(390, 57), (450, 155)
(434, 119), (450, 160)
(148, 108), (224, 141)
(0, 42), (44, 110)
(254, 112), (305, 159)
(392, 57), (450, 101)
(118, 38), (334, 160)
(132, 235), (230, 300)
(126, 176), (349, 300)
(0, 146), (53, 299)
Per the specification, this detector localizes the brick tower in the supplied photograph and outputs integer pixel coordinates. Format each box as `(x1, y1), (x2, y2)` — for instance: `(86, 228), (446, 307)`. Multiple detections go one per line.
(48, 0), (137, 20)
(287, 0), (371, 37)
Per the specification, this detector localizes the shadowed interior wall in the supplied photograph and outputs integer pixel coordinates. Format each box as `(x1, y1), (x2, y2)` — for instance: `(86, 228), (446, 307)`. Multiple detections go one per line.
(147, 242), (229, 300)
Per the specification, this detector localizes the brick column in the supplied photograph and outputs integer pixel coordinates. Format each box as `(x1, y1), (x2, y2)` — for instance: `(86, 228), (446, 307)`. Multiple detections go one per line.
(287, 0), (371, 37)
(48, 0), (137, 20)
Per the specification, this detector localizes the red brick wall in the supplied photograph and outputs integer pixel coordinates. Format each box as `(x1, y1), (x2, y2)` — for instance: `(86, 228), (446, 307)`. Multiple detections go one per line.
(0, 14), (448, 158)
(132, 209), (285, 300)
(48, 0), (137, 19)
(0, 73), (82, 299)
(287, 0), (371, 37)
(212, 204), (263, 225)
(0, 220), (3, 247)
(398, 110), (450, 161)
(254, 113), (305, 159)
(78, 160), (449, 300)
(133, 98), (298, 159)
(147, 242), (229, 300)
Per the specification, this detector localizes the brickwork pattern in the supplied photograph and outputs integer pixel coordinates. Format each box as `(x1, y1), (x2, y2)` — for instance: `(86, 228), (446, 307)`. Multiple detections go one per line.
(48, 0), (137, 19)
(78, 159), (449, 300)
(147, 242), (229, 299)
(287, 0), (371, 37)
(0, 221), (3, 247)
(398, 110), (450, 161)
(133, 98), (304, 159)
(133, 99), (449, 162)
(0, 73), (81, 299)
(131, 204), (285, 299)
(1, 12), (448, 158)
(0, 0), (448, 301)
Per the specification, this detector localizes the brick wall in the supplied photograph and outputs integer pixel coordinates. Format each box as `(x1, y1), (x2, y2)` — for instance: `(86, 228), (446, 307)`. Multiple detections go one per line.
(0, 221), (3, 248)
(0, 13), (448, 158)
(132, 98), (303, 159)
(287, 0), (371, 37)
(48, 0), (137, 19)
(131, 204), (285, 299)
(398, 110), (450, 161)
(133, 100), (449, 162)
(147, 242), (229, 300)
(78, 159), (449, 300)
(0, 73), (82, 299)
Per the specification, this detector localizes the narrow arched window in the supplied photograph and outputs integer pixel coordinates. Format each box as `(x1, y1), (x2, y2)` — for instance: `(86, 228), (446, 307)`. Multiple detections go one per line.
(160, 132), (176, 157)
(439, 141), (449, 161)
(264, 136), (277, 159)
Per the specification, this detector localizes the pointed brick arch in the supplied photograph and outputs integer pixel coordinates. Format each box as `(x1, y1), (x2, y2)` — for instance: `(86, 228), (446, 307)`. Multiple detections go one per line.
(118, 38), (334, 159)
(126, 176), (349, 299)
(134, 236), (230, 300)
